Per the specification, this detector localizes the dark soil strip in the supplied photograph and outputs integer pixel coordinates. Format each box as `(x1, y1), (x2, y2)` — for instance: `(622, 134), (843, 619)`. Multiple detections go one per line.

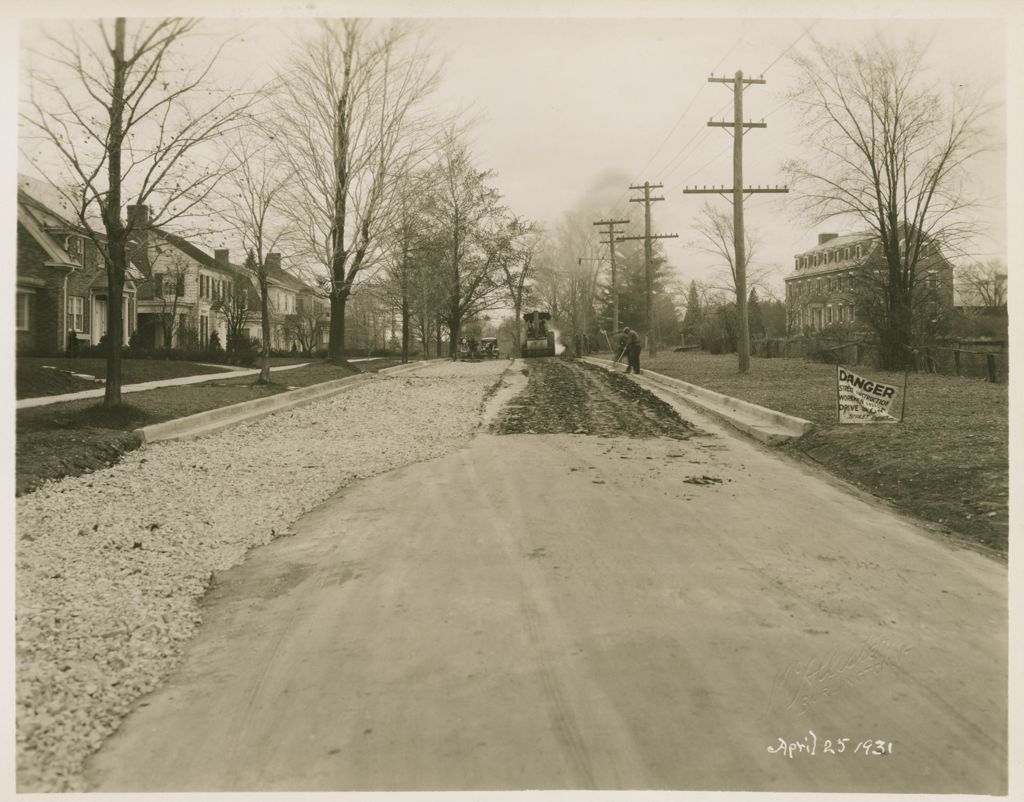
(492, 358), (697, 439)
(16, 429), (142, 497)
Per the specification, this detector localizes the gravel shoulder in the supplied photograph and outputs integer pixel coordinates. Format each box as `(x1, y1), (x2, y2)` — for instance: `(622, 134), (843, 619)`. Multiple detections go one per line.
(15, 358), (509, 792)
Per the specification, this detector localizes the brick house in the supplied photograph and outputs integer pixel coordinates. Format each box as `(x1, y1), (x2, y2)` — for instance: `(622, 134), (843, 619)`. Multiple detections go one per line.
(785, 231), (955, 334)
(17, 175), (140, 355)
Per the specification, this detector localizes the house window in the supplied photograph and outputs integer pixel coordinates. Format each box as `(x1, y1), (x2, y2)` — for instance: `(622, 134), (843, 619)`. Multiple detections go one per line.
(16, 291), (31, 331)
(200, 314), (209, 346)
(65, 235), (84, 266)
(68, 296), (86, 332)
(175, 273), (185, 296)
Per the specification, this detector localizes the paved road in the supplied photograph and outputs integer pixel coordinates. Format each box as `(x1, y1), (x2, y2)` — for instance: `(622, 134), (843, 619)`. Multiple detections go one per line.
(85, 361), (1007, 793)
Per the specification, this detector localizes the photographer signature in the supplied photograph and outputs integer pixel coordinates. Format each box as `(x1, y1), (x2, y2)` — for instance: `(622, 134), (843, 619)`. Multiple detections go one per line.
(767, 638), (913, 715)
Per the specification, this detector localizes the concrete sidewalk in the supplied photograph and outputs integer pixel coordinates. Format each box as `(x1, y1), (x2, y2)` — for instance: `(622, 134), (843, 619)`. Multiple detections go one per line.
(584, 356), (813, 445)
(17, 363), (311, 410)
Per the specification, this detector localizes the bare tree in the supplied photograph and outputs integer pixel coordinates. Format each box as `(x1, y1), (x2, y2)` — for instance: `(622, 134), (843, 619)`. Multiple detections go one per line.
(957, 259), (1007, 309)
(212, 275), (251, 357)
(551, 210), (605, 339)
(691, 203), (770, 296)
(21, 18), (252, 405)
(149, 257), (189, 352)
(425, 135), (508, 358)
(283, 307), (324, 356)
(786, 36), (991, 368)
(380, 169), (433, 362)
(497, 218), (543, 354)
(275, 20), (442, 365)
(218, 138), (292, 383)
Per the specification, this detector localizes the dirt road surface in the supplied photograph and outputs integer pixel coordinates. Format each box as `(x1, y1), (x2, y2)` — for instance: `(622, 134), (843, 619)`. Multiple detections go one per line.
(85, 358), (1007, 794)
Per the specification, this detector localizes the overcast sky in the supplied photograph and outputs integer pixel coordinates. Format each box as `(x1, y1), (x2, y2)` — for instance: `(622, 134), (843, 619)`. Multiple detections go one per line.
(16, 5), (1008, 298)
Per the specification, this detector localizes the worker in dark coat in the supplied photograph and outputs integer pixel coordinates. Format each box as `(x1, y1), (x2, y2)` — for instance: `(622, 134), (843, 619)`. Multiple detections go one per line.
(622, 326), (641, 374)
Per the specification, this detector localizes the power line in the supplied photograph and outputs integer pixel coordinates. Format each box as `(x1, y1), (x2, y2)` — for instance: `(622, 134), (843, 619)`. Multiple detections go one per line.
(575, 21), (820, 269)
(639, 23), (751, 179)
(658, 21), (819, 188)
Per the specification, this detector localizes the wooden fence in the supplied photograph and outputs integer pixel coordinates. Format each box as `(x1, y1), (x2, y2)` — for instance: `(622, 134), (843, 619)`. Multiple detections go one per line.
(751, 336), (1007, 383)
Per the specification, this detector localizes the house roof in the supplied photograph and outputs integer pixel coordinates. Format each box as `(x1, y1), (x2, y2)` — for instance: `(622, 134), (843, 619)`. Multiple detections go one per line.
(267, 264), (311, 293)
(797, 232), (874, 256)
(17, 204), (77, 266)
(142, 229), (252, 282)
(18, 173), (318, 293)
(18, 174), (145, 282)
(17, 174), (87, 228)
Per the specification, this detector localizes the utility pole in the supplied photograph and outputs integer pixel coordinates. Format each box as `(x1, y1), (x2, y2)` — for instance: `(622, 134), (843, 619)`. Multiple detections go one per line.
(619, 182), (677, 357)
(592, 218), (629, 334)
(684, 70), (787, 374)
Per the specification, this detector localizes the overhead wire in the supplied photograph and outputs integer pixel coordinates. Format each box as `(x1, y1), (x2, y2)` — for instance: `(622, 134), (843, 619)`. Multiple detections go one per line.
(577, 20), (819, 263)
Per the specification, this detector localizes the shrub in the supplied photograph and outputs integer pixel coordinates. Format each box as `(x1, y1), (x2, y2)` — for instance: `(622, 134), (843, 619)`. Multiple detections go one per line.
(207, 331), (223, 354)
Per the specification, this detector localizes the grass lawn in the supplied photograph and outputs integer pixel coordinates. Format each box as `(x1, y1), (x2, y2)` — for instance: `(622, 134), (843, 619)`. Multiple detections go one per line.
(217, 358), (406, 388)
(645, 351), (1008, 556)
(17, 357), (232, 400)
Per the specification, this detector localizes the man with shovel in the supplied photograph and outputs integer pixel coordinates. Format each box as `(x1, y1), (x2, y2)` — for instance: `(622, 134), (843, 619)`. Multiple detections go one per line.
(618, 326), (642, 374)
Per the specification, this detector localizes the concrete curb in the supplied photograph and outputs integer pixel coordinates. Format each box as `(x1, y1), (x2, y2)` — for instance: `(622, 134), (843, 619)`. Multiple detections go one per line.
(583, 357), (814, 446)
(133, 373), (376, 444)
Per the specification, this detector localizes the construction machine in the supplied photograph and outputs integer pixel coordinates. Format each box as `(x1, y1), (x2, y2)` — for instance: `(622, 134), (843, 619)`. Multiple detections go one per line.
(521, 310), (556, 357)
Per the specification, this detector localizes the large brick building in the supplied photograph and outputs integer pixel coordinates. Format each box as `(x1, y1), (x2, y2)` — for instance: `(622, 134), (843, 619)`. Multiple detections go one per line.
(785, 230), (955, 335)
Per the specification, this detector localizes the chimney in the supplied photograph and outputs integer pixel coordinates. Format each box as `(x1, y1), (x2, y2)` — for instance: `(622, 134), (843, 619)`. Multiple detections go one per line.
(214, 248), (230, 269)
(127, 204), (150, 229)
(818, 232), (838, 245)
(266, 252), (281, 272)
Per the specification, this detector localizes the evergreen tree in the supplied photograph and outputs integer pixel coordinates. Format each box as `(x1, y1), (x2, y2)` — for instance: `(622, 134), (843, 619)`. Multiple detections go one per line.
(682, 281), (703, 343)
(748, 288), (766, 340)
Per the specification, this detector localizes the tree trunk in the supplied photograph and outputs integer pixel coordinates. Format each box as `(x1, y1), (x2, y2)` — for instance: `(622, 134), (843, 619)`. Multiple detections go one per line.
(401, 294), (410, 363)
(328, 289), (349, 364)
(258, 272), (271, 383)
(103, 18), (127, 408)
(448, 313), (460, 359)
(104, 259), (125, 405)
(513, 301), (522, 358)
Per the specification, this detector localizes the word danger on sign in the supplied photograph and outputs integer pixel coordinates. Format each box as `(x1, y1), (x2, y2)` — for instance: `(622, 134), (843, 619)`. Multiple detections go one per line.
(837, 366), (899, 424)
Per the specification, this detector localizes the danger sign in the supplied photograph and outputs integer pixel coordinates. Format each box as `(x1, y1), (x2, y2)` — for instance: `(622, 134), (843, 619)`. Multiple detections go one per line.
(836, 366), (900, 424)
